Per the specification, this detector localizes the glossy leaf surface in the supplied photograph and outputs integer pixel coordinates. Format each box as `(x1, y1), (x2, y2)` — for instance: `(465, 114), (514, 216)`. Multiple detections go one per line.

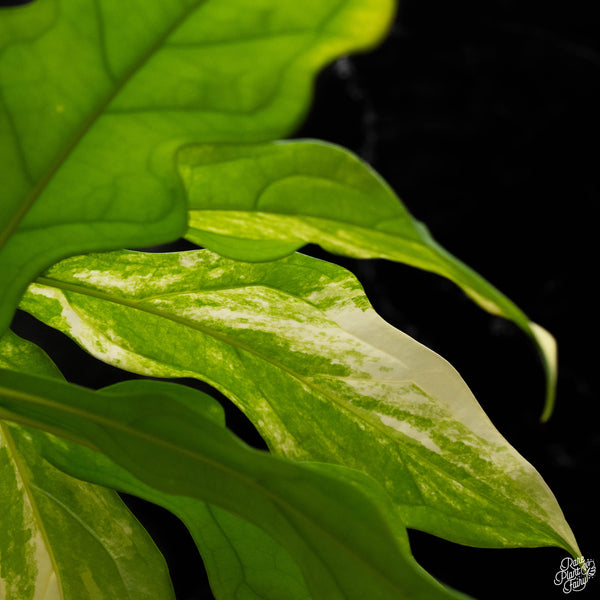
(0, 332), (174, 600)
(0, 372), (470, 600)
(0, 0), (394, 335)
(181, 140), (556, 419)
(20, 250), (578, 555)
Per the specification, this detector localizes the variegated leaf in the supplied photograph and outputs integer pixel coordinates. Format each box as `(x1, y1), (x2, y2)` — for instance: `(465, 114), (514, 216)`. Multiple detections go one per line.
(35, 380), (313, 600)
(181, 140), (556, 419)
(0, 373), (472, 600)
(19, 250), (579, 556)
(0, 331), (174, 600)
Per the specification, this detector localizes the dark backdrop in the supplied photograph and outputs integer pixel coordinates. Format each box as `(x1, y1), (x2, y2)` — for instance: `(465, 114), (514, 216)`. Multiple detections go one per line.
(294, 1), (599, 598)
(6, 0), (600, 598)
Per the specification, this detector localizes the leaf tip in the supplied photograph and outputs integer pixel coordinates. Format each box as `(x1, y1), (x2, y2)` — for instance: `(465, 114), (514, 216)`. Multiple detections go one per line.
(528, 322), (557, 422)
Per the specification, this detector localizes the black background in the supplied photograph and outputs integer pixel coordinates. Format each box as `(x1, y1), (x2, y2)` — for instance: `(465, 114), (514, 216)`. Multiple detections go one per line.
(5, 0), (600, 598)
(293, 1), (599, 598)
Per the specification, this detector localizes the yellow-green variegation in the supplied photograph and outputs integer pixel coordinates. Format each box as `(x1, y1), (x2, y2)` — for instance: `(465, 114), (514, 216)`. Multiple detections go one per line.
(180, 140), (557, 420)
(37, 379), (315, 600)
(19, 250), (579, 557)
(0, 331), (174, 600)
(0, 373), (472, 600)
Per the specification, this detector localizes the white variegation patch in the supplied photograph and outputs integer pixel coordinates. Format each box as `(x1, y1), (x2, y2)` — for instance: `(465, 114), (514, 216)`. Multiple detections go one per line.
(376, 413), (442, 454)
(149, 286), (382, 374)
(25, 284), (178, 378)
(188, 211), (307, 242)
(71, 269), (186, 296)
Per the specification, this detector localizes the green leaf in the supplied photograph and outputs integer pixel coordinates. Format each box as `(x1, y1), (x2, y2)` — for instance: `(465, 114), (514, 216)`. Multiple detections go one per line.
(1, 330), (311, 600)
(180, 140), (557, 419)
(0, 424), (176, 600)
(0, 372), (471, 600)
(0, 330), (63, 381)
(0, 332), (174, 600)
(34, 380), (313, 600)
(19, 249), (579, 557)
(0, 0), (394, 336)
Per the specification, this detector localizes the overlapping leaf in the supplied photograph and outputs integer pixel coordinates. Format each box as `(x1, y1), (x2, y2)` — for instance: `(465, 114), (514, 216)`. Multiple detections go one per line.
(180, 140), (557, 419)
(1, 330), (315, 599)
(0, 372), (471, 600)
(40, 380), (314, 600)
(20, 249), (579, 555)
(0, 0), (394, 335)
(0, 332), (174, 600)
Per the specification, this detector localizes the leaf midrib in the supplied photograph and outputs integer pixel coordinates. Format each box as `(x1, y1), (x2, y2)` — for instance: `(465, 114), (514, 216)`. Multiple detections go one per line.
(34, 274), (419, 445)
(0, 0), (207, 253)
(31, 273), (556, 538)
